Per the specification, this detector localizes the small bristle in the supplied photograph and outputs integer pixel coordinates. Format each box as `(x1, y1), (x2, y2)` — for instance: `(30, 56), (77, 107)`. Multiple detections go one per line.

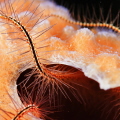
(0, 0), (120, 120)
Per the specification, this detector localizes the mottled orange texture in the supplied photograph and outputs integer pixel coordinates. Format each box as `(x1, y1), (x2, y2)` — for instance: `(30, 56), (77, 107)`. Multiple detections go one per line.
(0, 0), (120, 119)
(39, 23), (120, 89)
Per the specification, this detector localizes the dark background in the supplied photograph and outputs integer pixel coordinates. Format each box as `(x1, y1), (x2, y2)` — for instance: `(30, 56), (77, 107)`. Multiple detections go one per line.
(54, 0), (120, 26)
(49, 0), (120, 120)
(17, 0), (120, 120)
